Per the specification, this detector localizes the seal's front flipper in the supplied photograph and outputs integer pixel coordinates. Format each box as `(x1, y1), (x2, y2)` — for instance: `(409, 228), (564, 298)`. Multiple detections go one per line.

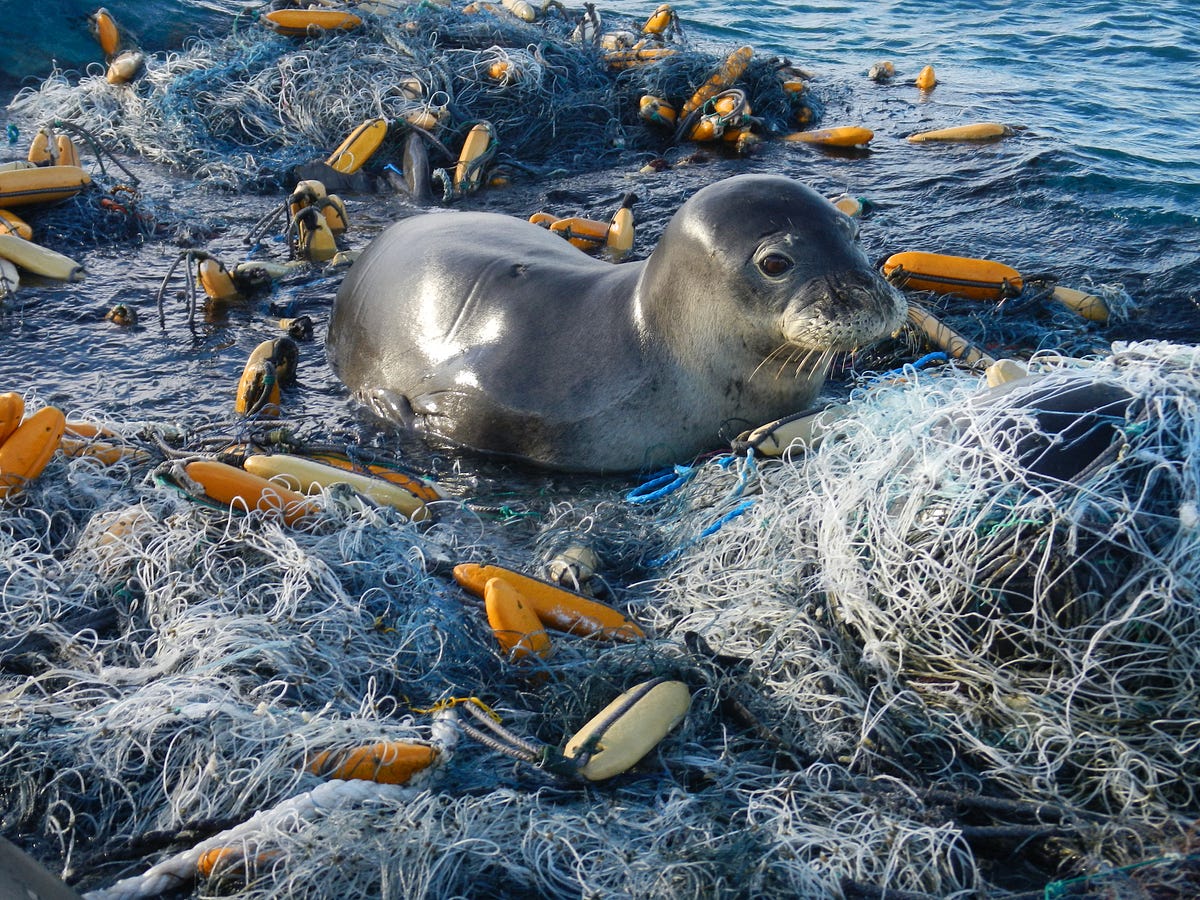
(363, 389), (419, 430)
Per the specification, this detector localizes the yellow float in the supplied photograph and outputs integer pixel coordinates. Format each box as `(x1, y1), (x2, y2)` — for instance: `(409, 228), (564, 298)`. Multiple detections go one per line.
(642, 4), (677, 35)
(680, 45), (753, 119)
(453, 562), (644, 640)
(0, 392), (24, 445)
(0, 166), (91, 207)
(882, 250), (1023, 301)
(89, 7), (123, 58)
(0, 406), (66, 501)
(262, 9), (363, 37)
(638, 94), (677, 128)
(884, 251), (1111, 322)
(784, 126), (873, 148)
(234, 338), (297, 416)
(183, 459), (319, 525)
(307, 741), (438, 785)
(304, 451), (444, 502)
(0, 210), (32, 240)
(326, 118), (388, 174)
(483, 577), (552, 660)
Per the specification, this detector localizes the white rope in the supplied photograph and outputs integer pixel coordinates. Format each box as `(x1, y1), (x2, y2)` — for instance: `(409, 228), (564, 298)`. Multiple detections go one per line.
(83, 779), (415, 900)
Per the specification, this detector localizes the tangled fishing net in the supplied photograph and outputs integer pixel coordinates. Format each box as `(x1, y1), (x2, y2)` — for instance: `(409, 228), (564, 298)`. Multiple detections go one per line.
(1, 339), (1198, 898)
(636, 340), (1200, 891)
(6, 2), (814, 193)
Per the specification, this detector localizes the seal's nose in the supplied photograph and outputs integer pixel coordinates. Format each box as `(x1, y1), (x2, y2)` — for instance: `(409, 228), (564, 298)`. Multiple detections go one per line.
(815, 271), (905, 319)
(792, 271), (907, 349)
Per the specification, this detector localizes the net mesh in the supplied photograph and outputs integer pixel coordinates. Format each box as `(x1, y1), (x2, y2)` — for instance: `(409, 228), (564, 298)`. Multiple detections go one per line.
(2, 340), (1197, 898)
(7, 3), (813, 192)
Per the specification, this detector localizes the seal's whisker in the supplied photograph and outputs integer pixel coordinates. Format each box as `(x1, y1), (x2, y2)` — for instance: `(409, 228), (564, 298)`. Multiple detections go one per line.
(780, 347), (807, 380)
(785, 346), (825, 380)
(752, 342), (797, 383)
(798, 347), (835, 380)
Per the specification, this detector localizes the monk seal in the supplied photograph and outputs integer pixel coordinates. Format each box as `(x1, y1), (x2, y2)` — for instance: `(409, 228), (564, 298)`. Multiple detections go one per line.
(327, 173), (907, 472)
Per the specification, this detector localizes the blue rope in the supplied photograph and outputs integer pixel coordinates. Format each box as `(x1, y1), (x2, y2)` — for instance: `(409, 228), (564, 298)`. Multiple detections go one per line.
(638, 452), (760, 566)
(625, 464), (697, 504)
(648, 499), (756, 567)
(868, 350), (949, 385)
(626, 452), (748, 505)
(910, 350), (949, 369)
(699, 499), (756, 538)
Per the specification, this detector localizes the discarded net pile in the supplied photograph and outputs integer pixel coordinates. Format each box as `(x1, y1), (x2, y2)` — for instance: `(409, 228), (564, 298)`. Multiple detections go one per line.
(0, 411), (986, 898)
(1, 342), (1195, 899)
(0, 452), (984, 900)
(6, 3), (814, 191)
(638, 339), (1200, 891)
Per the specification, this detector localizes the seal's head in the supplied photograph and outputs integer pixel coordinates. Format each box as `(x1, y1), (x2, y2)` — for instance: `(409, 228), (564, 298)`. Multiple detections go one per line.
(640, 174), (906, 371)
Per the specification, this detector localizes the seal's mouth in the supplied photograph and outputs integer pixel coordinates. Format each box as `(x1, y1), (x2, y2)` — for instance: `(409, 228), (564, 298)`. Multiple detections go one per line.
(782, 272), (908, 351)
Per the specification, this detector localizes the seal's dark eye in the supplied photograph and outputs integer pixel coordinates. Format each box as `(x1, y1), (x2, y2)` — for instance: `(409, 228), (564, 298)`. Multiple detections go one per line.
(758, 253), (793, 277)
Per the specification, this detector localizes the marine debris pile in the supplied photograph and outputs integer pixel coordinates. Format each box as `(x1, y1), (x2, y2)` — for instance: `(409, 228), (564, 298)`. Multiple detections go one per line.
(1, 342), (1199, 898)
(642, 341), (1200, 893)
(6, 1), (815, 192)
(1, 2), (1196, 898)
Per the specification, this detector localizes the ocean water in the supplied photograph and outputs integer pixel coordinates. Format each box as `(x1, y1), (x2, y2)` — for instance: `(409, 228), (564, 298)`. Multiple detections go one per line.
(3, 1), (1200, 896)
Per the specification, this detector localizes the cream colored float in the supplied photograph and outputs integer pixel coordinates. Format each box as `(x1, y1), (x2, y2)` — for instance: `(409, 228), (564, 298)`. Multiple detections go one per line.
(0, 233), (85, 281)
(242, 453), (431, 521)
(562, 678), (691, 781)
(0, 258), (18, 297)
(908, 122), (1014, 143)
